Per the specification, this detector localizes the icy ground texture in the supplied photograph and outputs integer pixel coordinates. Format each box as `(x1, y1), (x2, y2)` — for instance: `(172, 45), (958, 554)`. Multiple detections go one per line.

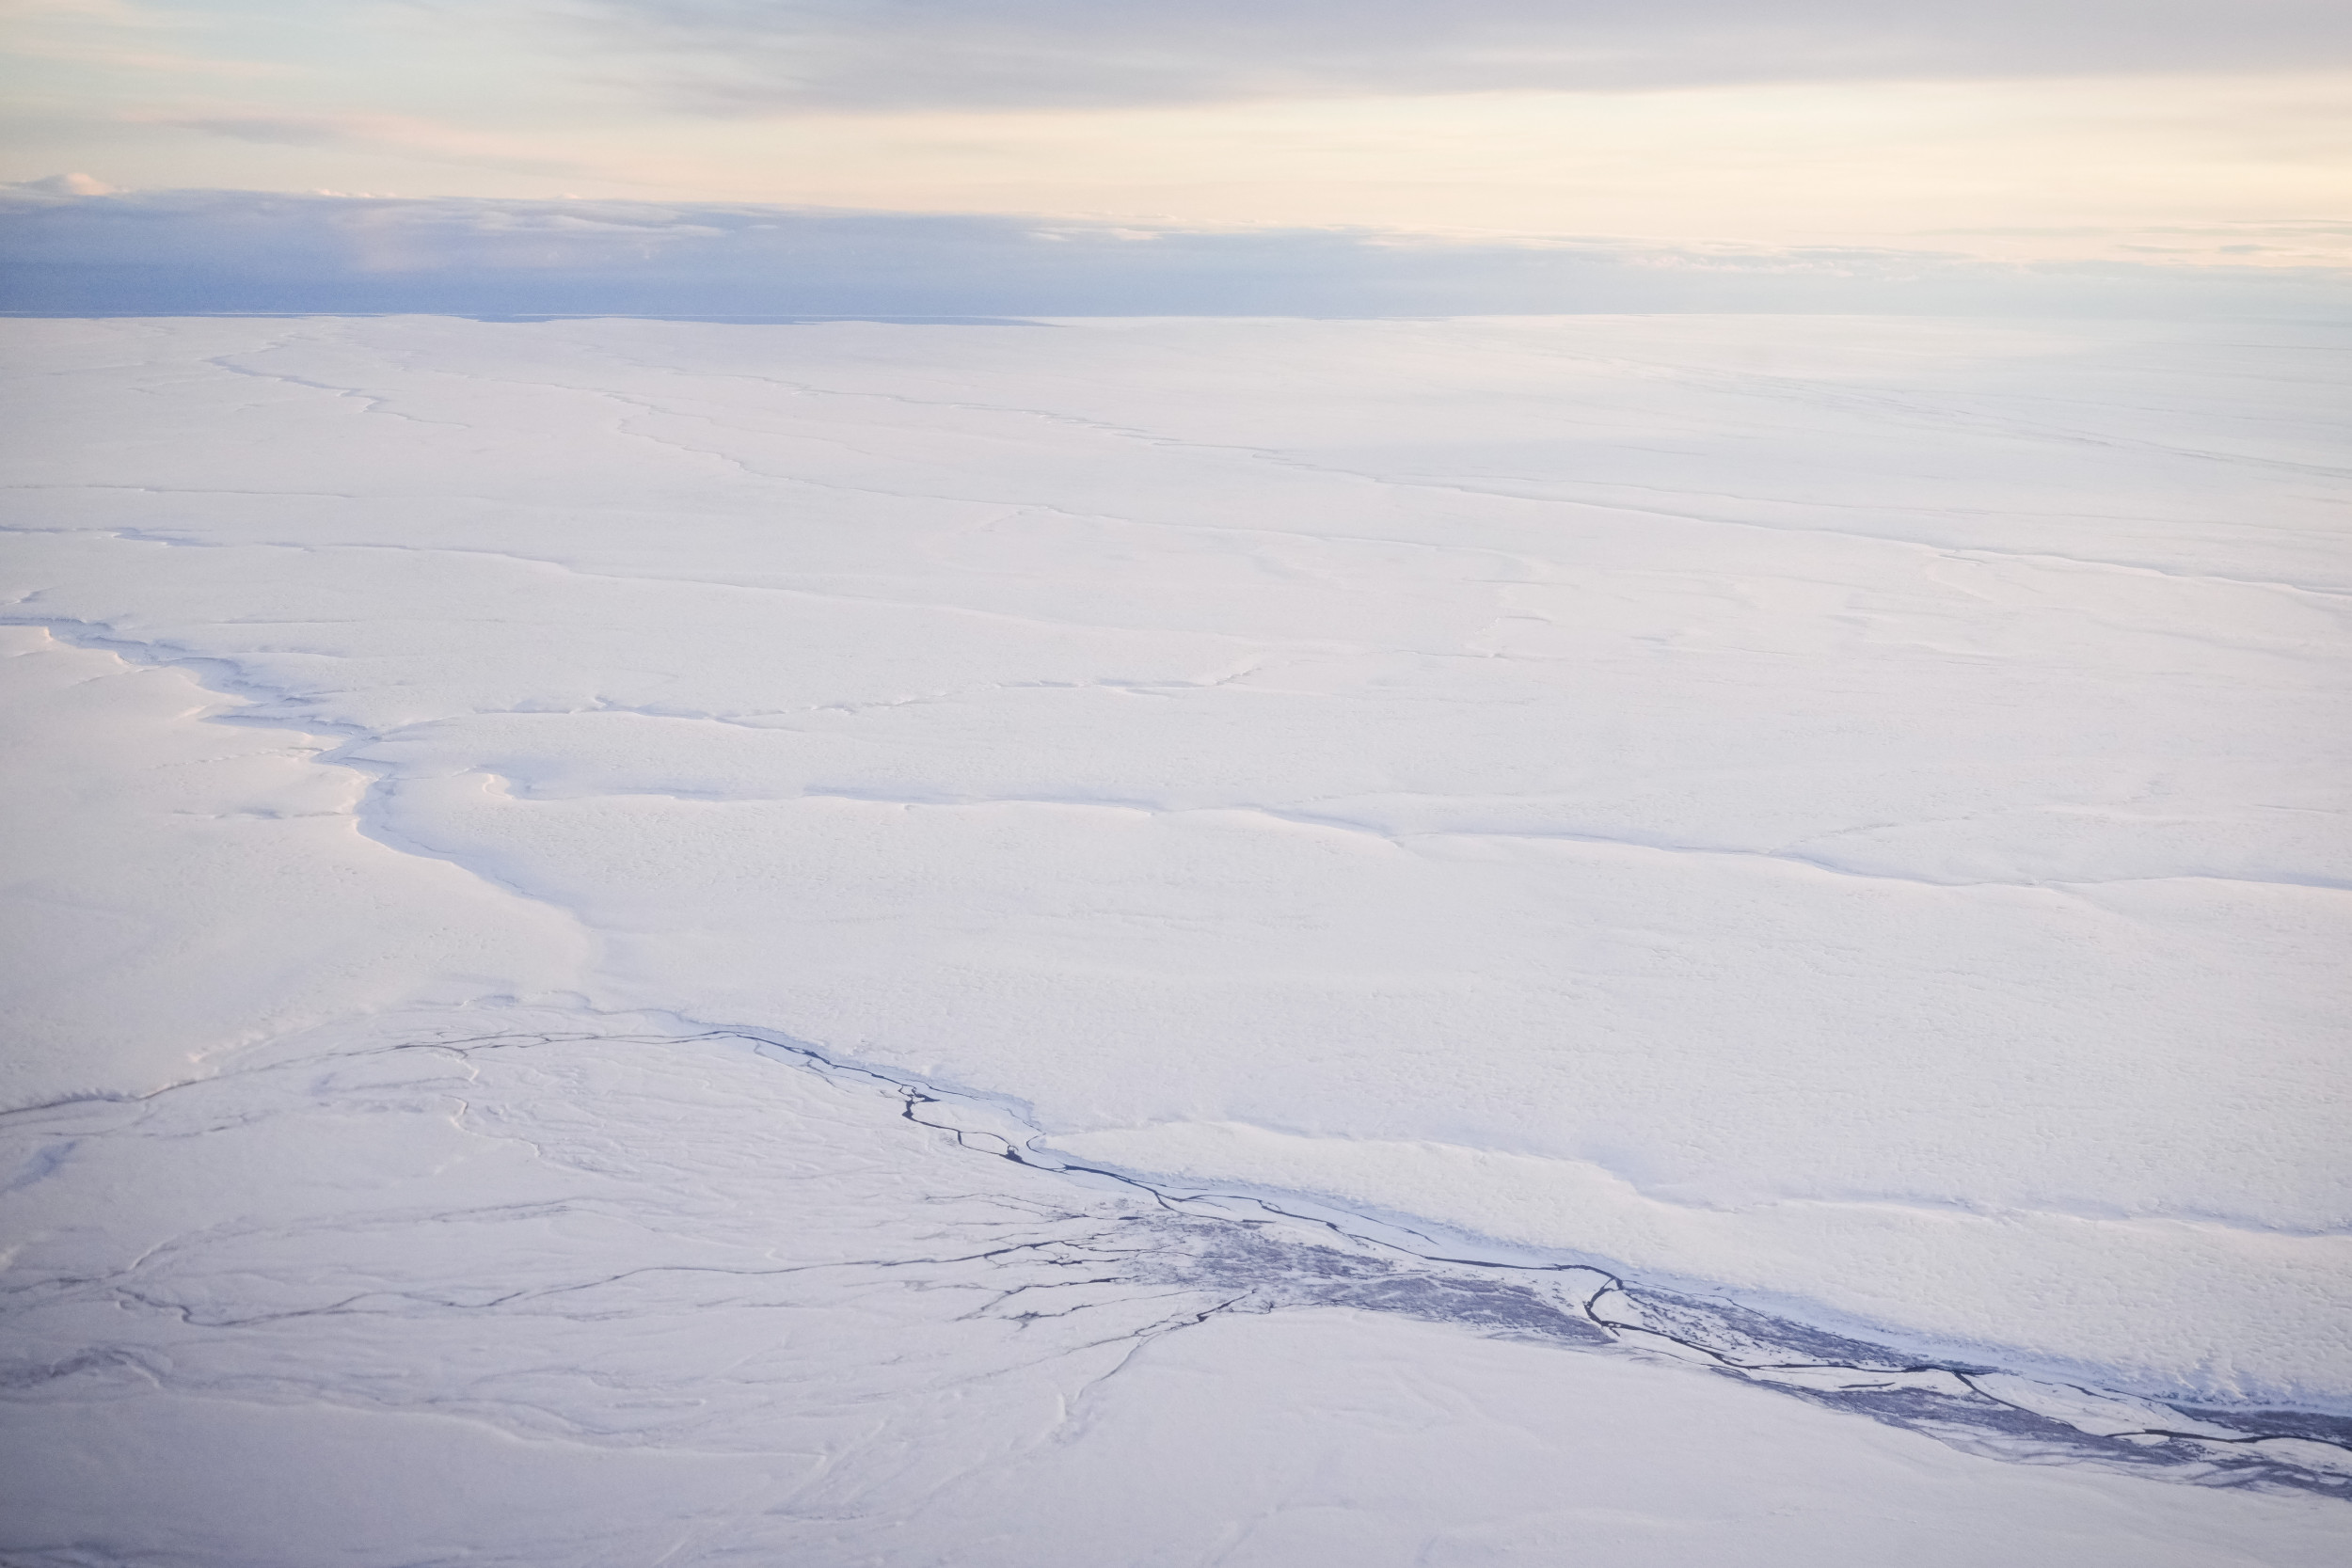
(6, 1009), (2349, 1566)
(1, 315), (2347, 1552)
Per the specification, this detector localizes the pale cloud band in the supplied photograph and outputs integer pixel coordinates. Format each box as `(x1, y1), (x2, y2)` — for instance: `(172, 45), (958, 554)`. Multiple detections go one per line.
(557, 0), (2352, 112)
(5, 184), (2345, 319)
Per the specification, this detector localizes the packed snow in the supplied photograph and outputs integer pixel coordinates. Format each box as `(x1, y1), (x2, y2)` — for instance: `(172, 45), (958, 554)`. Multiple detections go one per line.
(3, 313), (2347, 1560)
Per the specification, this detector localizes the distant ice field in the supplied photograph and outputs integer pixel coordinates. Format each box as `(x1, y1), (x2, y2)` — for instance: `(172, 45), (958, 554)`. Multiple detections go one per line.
(4, 312), (2347, 1428)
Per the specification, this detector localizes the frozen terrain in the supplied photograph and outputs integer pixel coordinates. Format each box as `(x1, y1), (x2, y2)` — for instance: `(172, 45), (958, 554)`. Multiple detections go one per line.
(3, 313), (2348, 1561)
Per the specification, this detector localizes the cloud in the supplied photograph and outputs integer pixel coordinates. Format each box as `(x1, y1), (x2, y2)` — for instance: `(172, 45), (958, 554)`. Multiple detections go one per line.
(8, 172), (116, 196)
(3, 188), (2345, 320)
(547, 1), (2352, 114)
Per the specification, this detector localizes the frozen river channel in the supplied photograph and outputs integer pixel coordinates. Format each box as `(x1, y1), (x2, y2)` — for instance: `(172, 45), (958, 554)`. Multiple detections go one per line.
(3, 314), (2348, 1563)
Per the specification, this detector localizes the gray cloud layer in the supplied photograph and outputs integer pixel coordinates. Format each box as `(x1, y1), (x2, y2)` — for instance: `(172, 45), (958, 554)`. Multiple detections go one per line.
(3, 186), (2344, 319)
(548, 1), (2352, 113)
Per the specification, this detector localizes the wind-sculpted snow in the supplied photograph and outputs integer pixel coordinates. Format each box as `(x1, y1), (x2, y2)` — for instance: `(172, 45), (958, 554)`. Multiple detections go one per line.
(2, 314), (2348, 1559)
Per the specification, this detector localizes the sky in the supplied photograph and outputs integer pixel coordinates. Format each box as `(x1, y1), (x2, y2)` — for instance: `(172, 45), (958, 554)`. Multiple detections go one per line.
(4, 2), (2349, 312)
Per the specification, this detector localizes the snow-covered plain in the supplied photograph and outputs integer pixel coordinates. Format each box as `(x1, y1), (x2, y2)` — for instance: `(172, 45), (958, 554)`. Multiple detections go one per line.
(3, 314), (2348, 1560)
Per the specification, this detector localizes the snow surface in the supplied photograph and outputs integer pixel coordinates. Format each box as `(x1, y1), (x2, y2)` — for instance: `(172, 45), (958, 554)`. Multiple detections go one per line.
(6, 1007), (2348, 1565)
(2, 314), (2348, 1559)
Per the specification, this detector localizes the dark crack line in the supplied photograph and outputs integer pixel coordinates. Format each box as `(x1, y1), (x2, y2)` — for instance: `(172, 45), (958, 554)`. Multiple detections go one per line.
(9, 1018), (2348, 1498)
